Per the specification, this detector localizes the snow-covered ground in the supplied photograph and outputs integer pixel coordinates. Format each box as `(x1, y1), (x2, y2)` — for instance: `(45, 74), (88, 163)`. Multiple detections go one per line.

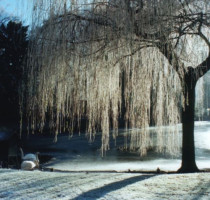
(23, 121), (210, 172)
(0, 169), (210, 200)
(1, 121), (210, 199)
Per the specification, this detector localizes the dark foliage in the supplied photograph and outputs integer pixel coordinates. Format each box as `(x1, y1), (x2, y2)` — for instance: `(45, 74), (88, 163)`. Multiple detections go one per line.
(0, 20), (28, 125)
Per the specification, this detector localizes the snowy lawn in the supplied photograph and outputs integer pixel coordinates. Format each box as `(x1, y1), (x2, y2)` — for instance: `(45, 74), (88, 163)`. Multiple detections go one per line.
(0, 169), (210, 200)
(1, 122), (210, 199)
(22, 121), (210, 172)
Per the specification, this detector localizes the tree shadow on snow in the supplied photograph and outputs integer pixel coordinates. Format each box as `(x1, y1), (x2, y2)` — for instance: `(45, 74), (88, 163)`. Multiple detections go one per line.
(191, 179), (210, 200)
(73, 174), (156, 199)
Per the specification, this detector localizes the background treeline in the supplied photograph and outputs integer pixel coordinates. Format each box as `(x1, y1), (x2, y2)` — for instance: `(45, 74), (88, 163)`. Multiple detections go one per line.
(0, 19), (28, 127)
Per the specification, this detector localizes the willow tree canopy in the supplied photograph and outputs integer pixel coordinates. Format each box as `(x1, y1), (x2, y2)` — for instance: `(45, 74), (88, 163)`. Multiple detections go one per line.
(23, 0), (209, 156)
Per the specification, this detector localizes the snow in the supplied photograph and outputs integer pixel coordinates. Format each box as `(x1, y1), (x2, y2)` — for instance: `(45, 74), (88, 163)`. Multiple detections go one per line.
(37, 121), (210, 172)
(1, 121), (210, 199)
(0, 169), (210, 200)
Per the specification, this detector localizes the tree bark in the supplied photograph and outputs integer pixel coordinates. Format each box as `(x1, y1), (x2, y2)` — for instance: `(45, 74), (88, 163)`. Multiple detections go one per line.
(178, 70), (199, 173)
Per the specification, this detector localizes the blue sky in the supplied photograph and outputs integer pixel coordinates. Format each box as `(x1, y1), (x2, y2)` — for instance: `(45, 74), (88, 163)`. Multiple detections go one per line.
(0, 0), (32, 25)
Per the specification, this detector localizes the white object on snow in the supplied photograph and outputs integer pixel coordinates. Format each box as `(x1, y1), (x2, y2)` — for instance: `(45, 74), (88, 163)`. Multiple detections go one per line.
(21, 160), (37, 170)
(20, 148), (39, 168)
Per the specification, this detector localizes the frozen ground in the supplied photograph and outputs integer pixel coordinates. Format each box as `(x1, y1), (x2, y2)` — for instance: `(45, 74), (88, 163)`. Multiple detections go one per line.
(0, 169), (210, 200)
(1, 121), (210, 199)
(23, 121), (210, 172)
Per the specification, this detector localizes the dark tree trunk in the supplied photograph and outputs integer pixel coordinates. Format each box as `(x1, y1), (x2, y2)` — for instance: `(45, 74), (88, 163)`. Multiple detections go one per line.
(178, 69), (199, 173)
(156, 32), (210, 173)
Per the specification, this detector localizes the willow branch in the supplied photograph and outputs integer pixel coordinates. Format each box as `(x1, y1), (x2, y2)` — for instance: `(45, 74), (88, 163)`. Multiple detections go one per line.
(156, 39), (186, 81)
(194, 15), (210, 78)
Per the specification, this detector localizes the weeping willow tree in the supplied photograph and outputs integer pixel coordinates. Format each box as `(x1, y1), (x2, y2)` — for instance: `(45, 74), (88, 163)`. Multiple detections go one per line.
(22, 0), (210, 172)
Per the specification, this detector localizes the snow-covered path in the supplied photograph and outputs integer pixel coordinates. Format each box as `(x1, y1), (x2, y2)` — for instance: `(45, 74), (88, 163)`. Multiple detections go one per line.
(0, 169), (210, 200)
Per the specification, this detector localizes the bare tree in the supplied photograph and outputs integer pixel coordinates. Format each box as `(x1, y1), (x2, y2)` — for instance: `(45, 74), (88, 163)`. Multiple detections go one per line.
(23, 0), (209, 172)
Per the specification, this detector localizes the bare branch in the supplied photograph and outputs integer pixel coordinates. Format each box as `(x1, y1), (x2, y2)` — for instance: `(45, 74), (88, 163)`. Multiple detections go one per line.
(194, 13), (210, 78)
(156, 39), (186, 81)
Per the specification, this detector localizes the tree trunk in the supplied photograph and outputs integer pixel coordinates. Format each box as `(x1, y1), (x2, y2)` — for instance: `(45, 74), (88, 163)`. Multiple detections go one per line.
(178, 73), (199, 173)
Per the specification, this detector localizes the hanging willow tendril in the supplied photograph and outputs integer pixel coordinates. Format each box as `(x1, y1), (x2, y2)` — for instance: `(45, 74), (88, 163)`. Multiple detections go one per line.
(22, 0), (209, 156)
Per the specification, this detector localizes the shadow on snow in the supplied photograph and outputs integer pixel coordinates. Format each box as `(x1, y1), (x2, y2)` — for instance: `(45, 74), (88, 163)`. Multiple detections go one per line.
(73, 174), (155, 199)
